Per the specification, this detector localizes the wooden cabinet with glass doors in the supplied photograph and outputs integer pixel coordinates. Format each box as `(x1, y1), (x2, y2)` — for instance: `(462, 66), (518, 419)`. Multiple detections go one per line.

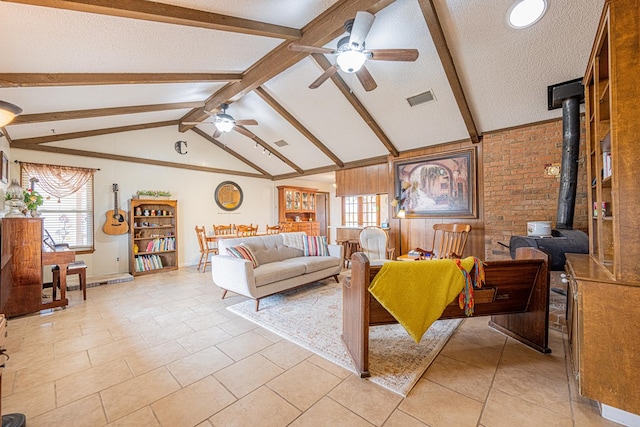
(564, 0), (640, 417)
(277, 186), (319, 235)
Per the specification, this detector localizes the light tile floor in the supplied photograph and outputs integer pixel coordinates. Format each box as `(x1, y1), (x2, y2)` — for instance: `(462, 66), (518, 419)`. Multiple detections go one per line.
(1, 267), (622, 426)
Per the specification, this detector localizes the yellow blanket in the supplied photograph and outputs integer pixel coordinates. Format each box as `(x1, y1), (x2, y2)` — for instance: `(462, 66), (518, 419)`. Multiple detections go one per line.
(369, 257), (476, 343)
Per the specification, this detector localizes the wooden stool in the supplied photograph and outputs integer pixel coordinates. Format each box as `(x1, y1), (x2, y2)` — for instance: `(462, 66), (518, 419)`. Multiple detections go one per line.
(52, 260), (87, 300)
(346, 240), (360, 267)
(336, 239), (360, 268)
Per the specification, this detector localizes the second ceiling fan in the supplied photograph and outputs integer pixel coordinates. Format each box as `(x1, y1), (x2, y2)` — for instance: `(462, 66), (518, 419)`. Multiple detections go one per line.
(183, 103), (258, 138)
(288, 11), (419, 91)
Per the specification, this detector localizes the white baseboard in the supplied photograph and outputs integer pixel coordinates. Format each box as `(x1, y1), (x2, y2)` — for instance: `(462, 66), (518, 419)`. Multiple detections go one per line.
(601, 404), (640, 427)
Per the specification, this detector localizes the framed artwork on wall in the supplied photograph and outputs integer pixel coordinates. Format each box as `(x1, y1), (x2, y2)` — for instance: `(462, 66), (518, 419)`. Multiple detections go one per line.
(0, 151), (8, 184)
(394, 147), (477, 218)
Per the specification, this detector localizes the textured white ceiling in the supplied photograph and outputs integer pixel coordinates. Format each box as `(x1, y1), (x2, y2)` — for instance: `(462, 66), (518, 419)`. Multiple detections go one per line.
(0, 0), (605, 177)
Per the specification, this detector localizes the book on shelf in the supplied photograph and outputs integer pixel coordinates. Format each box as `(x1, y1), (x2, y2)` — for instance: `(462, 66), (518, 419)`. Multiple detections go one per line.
(143, 237), (175, 253)
(135, 254), (165, 272)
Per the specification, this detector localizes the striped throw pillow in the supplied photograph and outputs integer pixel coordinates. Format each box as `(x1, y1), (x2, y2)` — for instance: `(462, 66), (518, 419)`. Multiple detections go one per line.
(226, 243), (260, 268)
(303, 236), (329, 257)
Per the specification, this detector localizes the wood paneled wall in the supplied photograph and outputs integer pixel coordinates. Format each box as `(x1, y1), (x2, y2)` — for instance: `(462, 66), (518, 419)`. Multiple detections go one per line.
(335, 163), (389, 196)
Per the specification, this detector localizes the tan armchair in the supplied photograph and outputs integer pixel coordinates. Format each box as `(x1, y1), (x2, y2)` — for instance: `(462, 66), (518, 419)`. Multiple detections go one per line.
(358, 226), (395, 266)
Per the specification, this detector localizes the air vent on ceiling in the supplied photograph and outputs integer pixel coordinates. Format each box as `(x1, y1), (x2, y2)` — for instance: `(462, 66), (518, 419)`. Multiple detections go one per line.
(406, 90), (436, 107)
(273, 139), (289, 147)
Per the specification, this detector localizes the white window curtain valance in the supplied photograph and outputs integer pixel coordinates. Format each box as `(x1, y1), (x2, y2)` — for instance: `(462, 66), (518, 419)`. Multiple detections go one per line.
(21, 162), (96, 201)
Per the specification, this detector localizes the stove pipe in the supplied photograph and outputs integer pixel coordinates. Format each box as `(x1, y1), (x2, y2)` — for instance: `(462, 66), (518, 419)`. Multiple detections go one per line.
(549, 79), (584, 229)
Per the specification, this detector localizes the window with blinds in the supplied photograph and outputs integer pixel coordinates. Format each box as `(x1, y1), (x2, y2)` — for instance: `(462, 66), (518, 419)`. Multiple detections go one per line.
(21, 167), (94, 251)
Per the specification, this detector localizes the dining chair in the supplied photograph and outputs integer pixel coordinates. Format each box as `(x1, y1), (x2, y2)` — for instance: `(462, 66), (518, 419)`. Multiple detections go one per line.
(266, 224), (281, 234)
(213, 224), (235, 235)
(195, 225), (217, 272)
(236, 224), (258, 237)
(421, 223), (472, 259)
(279, 222), (293, 233)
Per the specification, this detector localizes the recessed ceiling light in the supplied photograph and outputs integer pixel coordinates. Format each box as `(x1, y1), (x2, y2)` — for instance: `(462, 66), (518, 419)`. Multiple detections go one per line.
(507, 0), (547, 29)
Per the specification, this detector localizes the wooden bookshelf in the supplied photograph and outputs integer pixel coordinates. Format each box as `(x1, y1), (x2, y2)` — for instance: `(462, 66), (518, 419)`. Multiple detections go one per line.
(129, 199), (178, 276)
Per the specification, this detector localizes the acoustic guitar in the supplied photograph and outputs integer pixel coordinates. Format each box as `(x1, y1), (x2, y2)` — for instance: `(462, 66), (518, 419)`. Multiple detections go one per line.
(103, 183), (129, 235)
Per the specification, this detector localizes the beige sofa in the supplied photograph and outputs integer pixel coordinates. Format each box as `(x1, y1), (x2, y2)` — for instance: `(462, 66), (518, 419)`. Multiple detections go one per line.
(211, 233), (343, 310)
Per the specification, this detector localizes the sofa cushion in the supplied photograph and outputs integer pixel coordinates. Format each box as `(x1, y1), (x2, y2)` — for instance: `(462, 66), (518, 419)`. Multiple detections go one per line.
(281, 256), (341, 274)
(303, 235), (329, 256)
(254, 262), (306, 287)
(226, 244), (260, 268)
(219, 234), (304, 266)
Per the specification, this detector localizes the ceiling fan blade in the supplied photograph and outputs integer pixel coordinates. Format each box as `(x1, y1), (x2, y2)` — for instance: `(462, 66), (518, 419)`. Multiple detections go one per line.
(233, 126), (255, 139)
(309, 64), (339, 89)
(355, 65), (377, 92)
(288, 43), (335, 55)
(348, 11), (375, 50)
(234, 119), (258, 126)
(182, 121), (216, 125)
(367, 49), (419, 62)
(212, 128), (222, 138)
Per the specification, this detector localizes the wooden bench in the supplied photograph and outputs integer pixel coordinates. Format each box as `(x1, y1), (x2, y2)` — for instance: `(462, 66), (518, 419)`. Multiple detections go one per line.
(342, 247), (550, 377)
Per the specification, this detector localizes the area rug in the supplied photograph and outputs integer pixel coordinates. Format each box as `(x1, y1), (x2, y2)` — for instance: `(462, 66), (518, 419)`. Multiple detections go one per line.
(227, 280), (462, 396)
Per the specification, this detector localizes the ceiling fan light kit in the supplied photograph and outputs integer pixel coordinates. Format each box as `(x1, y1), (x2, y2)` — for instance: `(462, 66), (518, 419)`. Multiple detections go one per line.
(214, 114), (235, 133)
(336, 50), (367, 73)
(213, 103), (236, 133)
(182, 103), (258, 138)
(0, 100), (23, 127)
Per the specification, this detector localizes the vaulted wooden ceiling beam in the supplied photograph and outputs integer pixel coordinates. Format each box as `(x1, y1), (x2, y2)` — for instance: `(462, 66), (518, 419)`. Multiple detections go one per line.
(0, 73), (242, 88)
(254, 86), (345, 168)
(12, 102), (204, 124)
(417, 0), (480, 143)
(190, 127), (272, 178)
(311, 53), (399, 157)
(10, 142), (267, 179)
(180, 0), (397, 127)
(4, 0), (301, 39)
(11, 120), (177, 145)
(273, 155), (388, 180)
(234, 125), (304, 174)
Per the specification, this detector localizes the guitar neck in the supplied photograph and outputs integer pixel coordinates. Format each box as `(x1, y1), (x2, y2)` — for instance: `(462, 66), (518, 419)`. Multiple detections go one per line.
(113, 184), (120, 213)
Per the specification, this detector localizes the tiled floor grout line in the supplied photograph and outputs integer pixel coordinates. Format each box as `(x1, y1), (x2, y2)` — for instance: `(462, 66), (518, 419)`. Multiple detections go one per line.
(1, 268), (618, 426)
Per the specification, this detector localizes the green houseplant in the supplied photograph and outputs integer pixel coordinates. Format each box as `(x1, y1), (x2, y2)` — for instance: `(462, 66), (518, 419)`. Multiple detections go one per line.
(134, 190), (172, 199)
(24, 188), (44, 211)
(5, 188), (45, 215)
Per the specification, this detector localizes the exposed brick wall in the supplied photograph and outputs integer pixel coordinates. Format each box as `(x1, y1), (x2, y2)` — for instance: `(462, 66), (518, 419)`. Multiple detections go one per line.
(483, 118), (588, 260)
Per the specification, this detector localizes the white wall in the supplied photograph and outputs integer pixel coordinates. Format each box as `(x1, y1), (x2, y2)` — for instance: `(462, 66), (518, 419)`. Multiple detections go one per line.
(3, 127), (327, 278)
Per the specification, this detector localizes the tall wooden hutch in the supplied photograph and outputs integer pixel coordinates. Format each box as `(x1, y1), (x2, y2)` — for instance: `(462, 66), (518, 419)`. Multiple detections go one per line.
(564, 0), (639, 417)
(277, 186), (320, 235)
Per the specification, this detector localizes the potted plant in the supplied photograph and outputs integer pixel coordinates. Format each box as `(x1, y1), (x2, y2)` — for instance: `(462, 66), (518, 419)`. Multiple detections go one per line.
(133, 190), (172, 200)
(5, 188), (45, 216)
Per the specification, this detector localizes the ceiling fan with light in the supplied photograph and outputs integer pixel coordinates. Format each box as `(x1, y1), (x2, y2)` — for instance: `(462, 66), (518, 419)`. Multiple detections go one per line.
(183, 103), (258, 138)
(288, 11), (419, 92)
